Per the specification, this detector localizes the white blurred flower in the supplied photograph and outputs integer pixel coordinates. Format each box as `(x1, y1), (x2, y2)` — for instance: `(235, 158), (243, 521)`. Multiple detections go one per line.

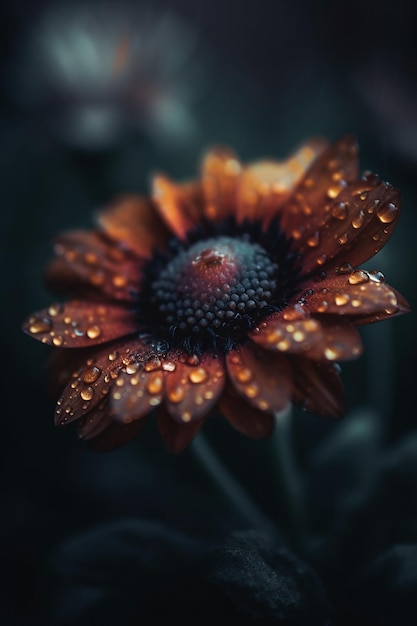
(12, 0), (205, 150)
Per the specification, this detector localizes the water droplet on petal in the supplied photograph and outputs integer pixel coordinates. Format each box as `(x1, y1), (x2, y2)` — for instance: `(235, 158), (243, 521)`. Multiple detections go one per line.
(337, 262), (353, 274)
(338, 233), (349, 245)
(352, 210), (365, 229)
(29, 317), (52, 334)
(189, 367), (209, 384)
(235, 367), (253, 383)
(306, 231), (320, 247)
(83, 366), (101, 384)
(81, 387), (95, 401)
(87, 325), (102, 339)
(335, 294), (350, 306)
(332, 202), (348, 220)
(52, 335), (64, 346)
(377, 202), (398, 223)
(48, 303), (63, 317)
(168, 385), (185, 403)
(348, 270), (369, 285)
(147, 374), (163, 395)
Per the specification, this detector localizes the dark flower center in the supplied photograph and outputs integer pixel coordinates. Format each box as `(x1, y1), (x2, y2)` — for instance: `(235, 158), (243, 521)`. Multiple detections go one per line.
(139, 219), (300, 354)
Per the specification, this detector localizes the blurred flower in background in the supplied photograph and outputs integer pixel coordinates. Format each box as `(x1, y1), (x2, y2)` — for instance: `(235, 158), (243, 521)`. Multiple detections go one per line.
(9, 0), (204, 151)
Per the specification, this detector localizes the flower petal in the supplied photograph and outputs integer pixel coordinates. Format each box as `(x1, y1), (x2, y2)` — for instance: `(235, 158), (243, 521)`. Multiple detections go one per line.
(302, 316), (363, 361)
(152, 175), (203, 239)
(86, 419), (146, 452)
(109, 363), (166, 424)
(298, 270), (408, 322)
(22, 300), (138, 347)
(49, 231), (143, 302)
(54, 337), (156, 427)
(201, 147), (242, 220)
(77, 399), (113, 440)
(279, 135), (359, 236)
(298, 176), (401, 275)
(226, 344), (292, 413)
(164, 354), (226, 424)
(249, 308), (325, 354)
(96, 194), (170, 258)
(219, 384), (275, 438)
(156, 404), (205, 453)
(289, 356), (345, 417)
(237, 138), (328, 224)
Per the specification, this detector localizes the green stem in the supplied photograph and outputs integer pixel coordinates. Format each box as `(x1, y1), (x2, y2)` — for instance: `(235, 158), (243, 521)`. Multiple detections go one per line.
(269, 406), (308, 555)
(191, 432), (279, 540)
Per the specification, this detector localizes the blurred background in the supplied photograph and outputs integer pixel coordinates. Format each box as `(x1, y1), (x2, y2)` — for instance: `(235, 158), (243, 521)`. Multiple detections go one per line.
(1, 0), (416, 624)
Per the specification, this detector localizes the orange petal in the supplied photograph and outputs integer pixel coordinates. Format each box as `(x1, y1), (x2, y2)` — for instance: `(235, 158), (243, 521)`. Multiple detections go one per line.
(86, 418), (146, 452)
(22, 300), (138, 348)
(298, 177), (401, 276)
(109, 364), (165, 424)
(289, 356), (345, 417)
(219, 383), (275, 439)
(249, 308), (325, 354)
(201, 146), (241, 221)
(77, 399), (113, 440)
(302, 316), (363, 361)
(226, 344), (292, 413)
(152, 175), (203, 239)
(97, 194), (170, 257)
(54, 337), (155, 427)
(50, 230), (143, 302)
(237, 137), (328, 224)
(298, 270), (409, 322)
(279, 135), (359, 237)
(164, 354), (226, 424)
(156, 404), (205, 453)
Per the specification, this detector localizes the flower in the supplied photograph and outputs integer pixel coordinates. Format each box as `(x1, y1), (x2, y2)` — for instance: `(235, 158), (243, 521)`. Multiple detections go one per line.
(11, 0), (202, 150)
(23, 136), (410, 453)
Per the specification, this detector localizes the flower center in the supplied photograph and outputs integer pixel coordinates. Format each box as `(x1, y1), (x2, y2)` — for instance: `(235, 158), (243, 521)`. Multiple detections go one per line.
(149, 236), (278, 353)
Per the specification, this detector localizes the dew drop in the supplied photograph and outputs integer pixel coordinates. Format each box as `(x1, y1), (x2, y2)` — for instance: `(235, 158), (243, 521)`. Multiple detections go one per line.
(327, 184), (343, 199)
(189, 367), (209, 384)
(83, 366), (101, 384)
(376, 202), (398, 224)
(125, 363), (138, 375)
(168, 386), (185, 403)
(48, 303), (63, 317)
(147, 375), (163, 395)
(244, 383), (259, 398)
(335, 294), (350, 306)
(338, 233), (349, 245)
(112, 275), (127, 288)
(52, 336), (64, 346)
(108, 351), (119, 361)
(162, 361), (176, 372)
(317, 300), (329, 313)
(277, 339), (291, 351)
(87, 325), (102, 339)
(235, 367), (253, 383)
(348, 270), (369, 285)
(337, 262), (353, 274)
(332, 202), (348, 220)
(29, 317), (52, 334)
(369, 270), (385, 283)
(352, 210), (365, 229)
(80, 387), (95, 401)
(324, 347), (340, 360)
(306, 231), (320, 247)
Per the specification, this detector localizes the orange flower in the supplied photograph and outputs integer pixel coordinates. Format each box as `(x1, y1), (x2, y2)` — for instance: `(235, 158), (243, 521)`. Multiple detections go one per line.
(23, 136), (410, 453)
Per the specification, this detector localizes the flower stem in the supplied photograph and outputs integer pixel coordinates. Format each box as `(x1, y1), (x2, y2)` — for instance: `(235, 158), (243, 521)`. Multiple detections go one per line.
(269, 406), (308, 555)
(190, 432), (279, 540)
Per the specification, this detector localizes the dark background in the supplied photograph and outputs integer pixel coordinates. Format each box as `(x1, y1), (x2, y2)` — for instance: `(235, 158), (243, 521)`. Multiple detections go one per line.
(1, 0), (416, 624)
